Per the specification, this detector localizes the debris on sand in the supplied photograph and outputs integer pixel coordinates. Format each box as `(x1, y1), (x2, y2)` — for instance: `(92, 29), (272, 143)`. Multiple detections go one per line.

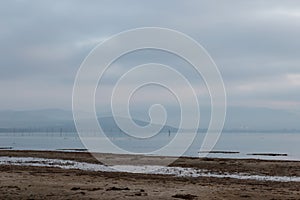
(172, 193), (197, 199)
(106, 186), (130, 191)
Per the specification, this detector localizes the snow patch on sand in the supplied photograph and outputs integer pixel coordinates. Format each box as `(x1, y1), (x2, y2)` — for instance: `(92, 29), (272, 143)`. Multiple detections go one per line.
(1, 156), (300, 182)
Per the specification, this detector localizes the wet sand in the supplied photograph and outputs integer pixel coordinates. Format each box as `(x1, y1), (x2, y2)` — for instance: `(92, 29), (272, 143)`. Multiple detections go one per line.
(0, 150), (300, 199)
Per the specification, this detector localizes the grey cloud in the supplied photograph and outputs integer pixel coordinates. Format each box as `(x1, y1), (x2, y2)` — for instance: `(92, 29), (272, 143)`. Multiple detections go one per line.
(0, 0), (300, 113)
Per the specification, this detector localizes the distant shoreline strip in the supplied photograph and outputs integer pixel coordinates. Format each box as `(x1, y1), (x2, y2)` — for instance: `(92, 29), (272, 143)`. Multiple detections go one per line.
(247, 153), (288, 156)
(0, 148), (290, 157)
(199, 151), (288, 157)
(199, 151), (240, 154)
(0, 147), (13, 150)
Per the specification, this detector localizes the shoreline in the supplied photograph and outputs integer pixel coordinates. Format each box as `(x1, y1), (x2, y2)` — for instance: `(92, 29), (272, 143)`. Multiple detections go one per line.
(1, 156), (300, 183)
(1, 149), (300, 162)
(0, 148), (297, 161)
(1, 150), (300, 176)
(1, 150), (300, 199)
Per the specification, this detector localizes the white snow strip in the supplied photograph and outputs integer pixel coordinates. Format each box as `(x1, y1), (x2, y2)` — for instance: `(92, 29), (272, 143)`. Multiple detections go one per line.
(0, 156), (116, 172)
(0, 156), (300, 182)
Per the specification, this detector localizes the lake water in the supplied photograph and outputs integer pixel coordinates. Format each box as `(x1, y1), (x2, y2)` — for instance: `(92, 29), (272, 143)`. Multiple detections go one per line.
(0, 132), (299, 161)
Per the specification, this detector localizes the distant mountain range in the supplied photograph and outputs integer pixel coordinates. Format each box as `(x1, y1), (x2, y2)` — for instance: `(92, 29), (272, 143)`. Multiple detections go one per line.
(0, 107), (299, 133)
(0, 109), (177, 133)
(0, 109), (74, 132)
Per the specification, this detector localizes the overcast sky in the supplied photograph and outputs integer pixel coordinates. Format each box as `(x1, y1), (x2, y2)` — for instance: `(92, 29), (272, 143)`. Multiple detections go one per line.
(1, 0), (300, 116)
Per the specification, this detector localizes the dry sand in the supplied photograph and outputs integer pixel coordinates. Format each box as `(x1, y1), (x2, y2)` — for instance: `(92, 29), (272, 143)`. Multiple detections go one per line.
(0, 150), (300, 199)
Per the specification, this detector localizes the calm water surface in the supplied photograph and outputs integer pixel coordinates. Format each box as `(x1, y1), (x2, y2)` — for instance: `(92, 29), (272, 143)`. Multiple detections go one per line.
(0, 132), (299, 161)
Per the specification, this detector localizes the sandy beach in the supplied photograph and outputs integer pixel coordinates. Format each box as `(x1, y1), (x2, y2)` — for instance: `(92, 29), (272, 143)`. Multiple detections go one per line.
(0, 151), (299, 199)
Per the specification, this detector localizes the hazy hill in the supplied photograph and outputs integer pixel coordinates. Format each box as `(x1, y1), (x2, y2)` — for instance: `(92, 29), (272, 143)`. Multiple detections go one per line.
(0, 109), (176, 133)
(0, 107), (299, 132)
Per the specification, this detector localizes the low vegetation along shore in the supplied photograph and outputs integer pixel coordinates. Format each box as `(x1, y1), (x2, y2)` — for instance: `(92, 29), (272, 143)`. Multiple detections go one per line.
(0, 150), (300, 199)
